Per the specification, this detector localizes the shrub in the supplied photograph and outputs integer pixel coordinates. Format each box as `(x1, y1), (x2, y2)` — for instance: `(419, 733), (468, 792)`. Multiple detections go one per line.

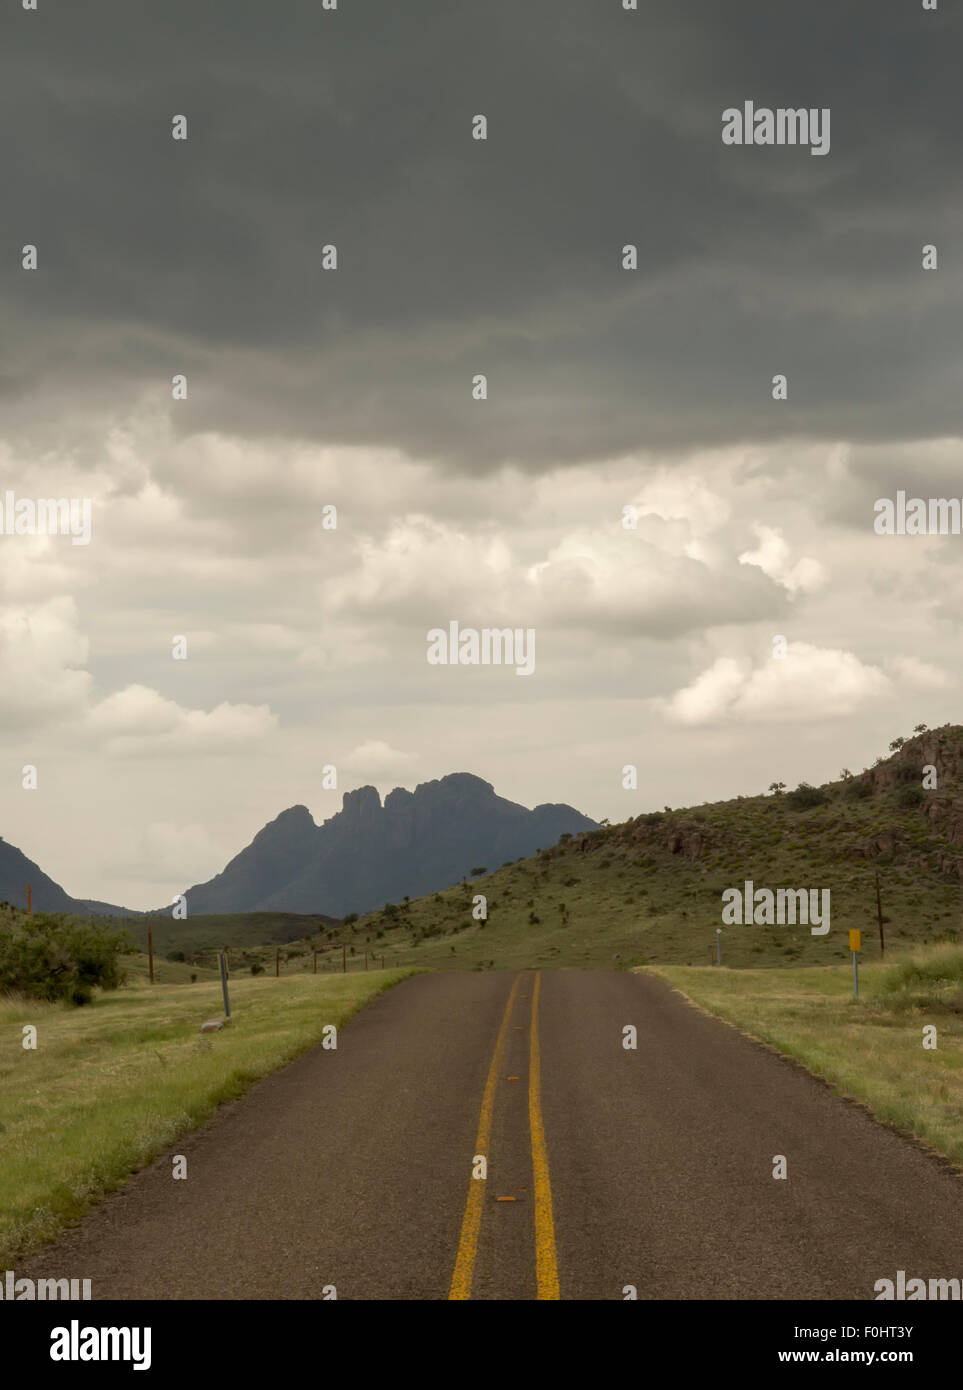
(787, 782), (829, 809)
(0, 910), (132, 1005)
(250, 963), (264, 976)
(894, 761), (920, 784)
(844, 778), (872, 800)
(898, 785), (924, 807)
(342, 913), (359, 925)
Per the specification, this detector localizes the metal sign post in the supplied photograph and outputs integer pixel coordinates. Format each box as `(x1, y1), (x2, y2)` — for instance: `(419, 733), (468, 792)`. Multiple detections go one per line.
(849, 929), (861, 1000)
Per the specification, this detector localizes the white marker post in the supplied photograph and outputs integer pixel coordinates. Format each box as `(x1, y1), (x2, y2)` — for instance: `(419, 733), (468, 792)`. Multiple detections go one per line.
(716, 927), (722, 967)
(219, 950), (231, 1020)
(849, 929), (861, 1000)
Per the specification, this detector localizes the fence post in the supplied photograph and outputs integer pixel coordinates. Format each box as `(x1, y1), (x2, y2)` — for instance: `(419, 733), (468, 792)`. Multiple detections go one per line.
(219, 951), (231, 1020)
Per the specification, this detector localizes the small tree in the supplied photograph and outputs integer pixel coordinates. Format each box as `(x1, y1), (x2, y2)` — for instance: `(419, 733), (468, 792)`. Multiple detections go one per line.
(786, 782), (828, 809)
(889, 737), (906, 751)
(0, 910), (131, 1005)
(768, 782), (786, 796)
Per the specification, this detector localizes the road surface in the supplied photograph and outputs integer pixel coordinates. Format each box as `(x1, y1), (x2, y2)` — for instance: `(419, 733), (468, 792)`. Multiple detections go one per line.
(19, 970), (963, 1299)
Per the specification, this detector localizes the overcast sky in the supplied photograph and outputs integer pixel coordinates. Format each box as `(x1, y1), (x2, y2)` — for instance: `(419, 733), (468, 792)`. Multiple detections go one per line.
(1, 0), (961, 909)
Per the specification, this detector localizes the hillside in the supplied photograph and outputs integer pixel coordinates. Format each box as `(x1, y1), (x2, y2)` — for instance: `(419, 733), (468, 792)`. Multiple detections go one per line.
(124, 911), (341, 958)
(0, 838), (133, 918)
(170, 772), (597, 917)
(9, 728), (962, 977)
(284, 724), (963, 973)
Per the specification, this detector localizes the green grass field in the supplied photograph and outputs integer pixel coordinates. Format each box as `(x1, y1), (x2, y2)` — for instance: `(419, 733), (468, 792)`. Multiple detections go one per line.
(0, 965), (415, 1265)
(647, 945), (963, 1169)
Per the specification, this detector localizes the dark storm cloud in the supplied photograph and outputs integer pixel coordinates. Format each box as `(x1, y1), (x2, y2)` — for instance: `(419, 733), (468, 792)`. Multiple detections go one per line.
(1, 0), (960, 467)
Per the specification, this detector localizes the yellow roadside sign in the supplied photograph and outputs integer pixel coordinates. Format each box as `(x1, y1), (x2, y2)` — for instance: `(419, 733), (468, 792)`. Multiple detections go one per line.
(849, 929), (861, 953)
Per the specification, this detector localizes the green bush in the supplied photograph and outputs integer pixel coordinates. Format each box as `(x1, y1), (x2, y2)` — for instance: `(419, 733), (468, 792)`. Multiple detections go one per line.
(0, 909), (132, 1005)
(894, 761), (920, 784)
(844, 778), (872, 800)
(787, 782), (829, 809)
(897, 785), (924, 807)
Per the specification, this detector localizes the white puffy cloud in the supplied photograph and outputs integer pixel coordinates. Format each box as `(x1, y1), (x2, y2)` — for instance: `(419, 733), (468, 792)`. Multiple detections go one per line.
(0, 597), (92, 727)
(341, 740), (418, 775)
(664, 643), (892, 726)
(526, 528), (779, 635)
(738, 524), (827, 595)
(325, 508), (783, 640)
(0, 590), (279, 754)
(324, 516), (514, 620)
(87, 684), (277, 758)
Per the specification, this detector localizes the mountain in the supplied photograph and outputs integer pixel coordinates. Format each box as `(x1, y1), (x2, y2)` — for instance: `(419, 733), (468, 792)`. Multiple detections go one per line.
(174, 773), (598, 917)
(0, 838), (134, 917)
(321, 723), (963, 973)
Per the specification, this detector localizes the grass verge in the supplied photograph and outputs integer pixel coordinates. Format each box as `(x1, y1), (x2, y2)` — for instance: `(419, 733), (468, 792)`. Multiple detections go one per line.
(0, 967), (416, 1264)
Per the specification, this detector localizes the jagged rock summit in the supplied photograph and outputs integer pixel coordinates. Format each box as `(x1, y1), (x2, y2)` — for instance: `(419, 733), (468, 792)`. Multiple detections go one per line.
(175, 773), (597, 917)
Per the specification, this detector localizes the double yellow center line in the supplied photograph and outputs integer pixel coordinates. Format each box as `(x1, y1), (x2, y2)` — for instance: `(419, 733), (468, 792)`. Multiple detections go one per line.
(448, 971), (560, 1300)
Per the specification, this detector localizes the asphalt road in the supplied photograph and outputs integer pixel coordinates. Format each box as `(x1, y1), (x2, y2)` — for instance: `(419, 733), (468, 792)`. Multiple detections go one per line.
(19, 970), (963, 1299)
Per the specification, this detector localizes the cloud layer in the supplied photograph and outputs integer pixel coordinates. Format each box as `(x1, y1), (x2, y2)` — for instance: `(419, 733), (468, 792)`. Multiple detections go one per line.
(0, 2), (960, 905)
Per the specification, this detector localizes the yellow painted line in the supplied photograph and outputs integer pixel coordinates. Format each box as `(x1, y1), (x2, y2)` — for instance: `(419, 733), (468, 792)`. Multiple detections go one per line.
(529, 971), (560, 1300)
(448, 974), (522, 1300)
